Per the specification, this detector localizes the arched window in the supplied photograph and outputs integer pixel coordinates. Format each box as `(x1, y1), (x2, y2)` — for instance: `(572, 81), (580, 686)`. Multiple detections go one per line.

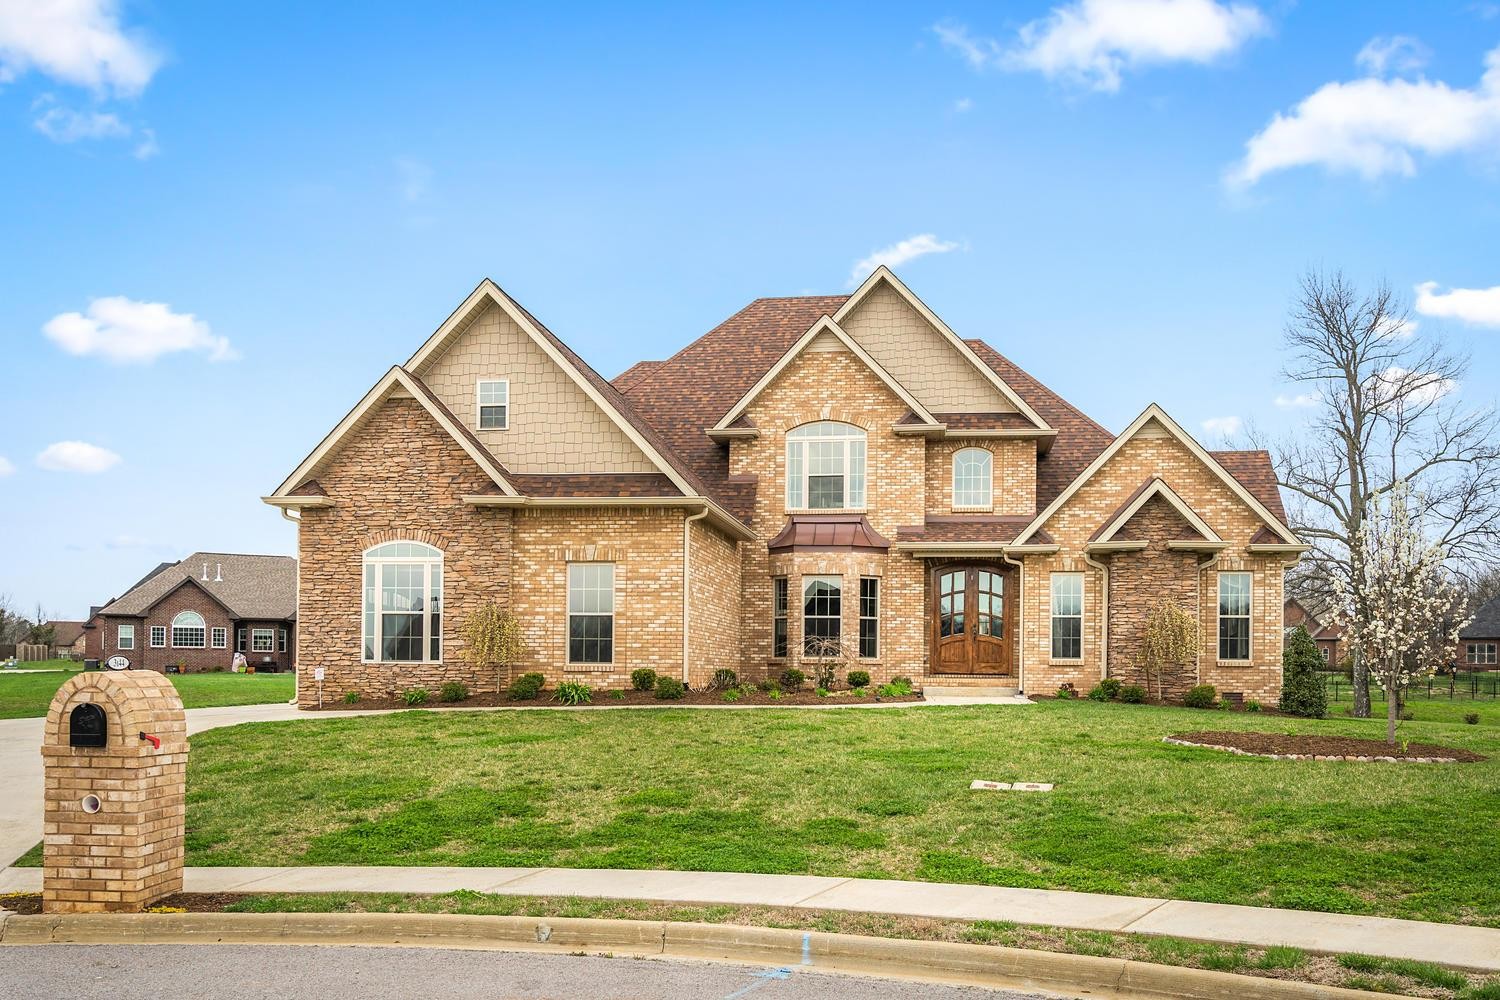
(363, 541), (443, 663)
(952, 447), (993, 509)
(171, 610), (206, 648)
(786, 421), (866, 510)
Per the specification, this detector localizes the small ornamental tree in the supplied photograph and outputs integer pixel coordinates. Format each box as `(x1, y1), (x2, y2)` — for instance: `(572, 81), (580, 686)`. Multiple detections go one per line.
(1279, 625), (1327, 718)
(457, 601), (524, 694)
(1331, 483), (1470, 745)
(1136, 600), (1200, 701)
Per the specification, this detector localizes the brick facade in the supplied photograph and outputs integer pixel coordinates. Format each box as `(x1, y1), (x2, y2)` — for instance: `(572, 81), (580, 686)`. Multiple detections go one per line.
(91, 580), (294, 674)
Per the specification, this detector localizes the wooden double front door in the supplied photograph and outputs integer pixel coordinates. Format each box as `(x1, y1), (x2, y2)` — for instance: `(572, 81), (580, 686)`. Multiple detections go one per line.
(932, 564), (1015, 676)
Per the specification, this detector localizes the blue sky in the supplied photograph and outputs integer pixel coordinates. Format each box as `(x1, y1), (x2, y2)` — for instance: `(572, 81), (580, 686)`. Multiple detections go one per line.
(3, 0), (1499, 619)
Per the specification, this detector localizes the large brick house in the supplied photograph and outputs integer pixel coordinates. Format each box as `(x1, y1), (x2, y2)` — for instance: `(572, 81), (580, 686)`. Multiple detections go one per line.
(1283, 597), (1346, 667)
(1459, 595), (1500, 671)
(267, 268), (1304, 706)
(84, 553), (297, 672)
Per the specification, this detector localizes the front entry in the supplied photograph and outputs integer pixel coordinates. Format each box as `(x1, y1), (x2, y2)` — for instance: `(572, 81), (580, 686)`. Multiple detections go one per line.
(932, 564), (1014, 676)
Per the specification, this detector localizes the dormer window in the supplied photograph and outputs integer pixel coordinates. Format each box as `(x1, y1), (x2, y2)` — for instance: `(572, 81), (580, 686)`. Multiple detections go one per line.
(476, 379), (509, 430)
(952, 447), (993, 509)
(786, 421), (865, 510)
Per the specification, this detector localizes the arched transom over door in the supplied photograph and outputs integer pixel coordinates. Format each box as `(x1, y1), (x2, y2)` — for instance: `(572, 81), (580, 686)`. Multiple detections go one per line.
(932, 564), (1014, 676)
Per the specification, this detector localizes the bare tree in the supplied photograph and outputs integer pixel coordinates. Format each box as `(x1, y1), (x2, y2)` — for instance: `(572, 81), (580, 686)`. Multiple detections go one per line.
(1262, 270), (1500, 717)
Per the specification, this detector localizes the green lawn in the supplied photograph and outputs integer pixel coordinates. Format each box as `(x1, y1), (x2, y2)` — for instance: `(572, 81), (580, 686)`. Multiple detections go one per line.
(2, 658), (80, 671)
(169, 700), (1500, 927)
(0, 669), (294, 719)
(1320, 671), (1500, 726)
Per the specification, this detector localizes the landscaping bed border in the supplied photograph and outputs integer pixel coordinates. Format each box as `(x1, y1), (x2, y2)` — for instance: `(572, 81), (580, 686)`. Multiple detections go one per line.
(1164, 733), (1486, 764)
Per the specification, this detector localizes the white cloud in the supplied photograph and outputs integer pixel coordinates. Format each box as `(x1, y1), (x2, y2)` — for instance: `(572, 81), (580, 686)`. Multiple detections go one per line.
(36, 441), (121, 474)
(1372, 365), (1459, 406)
(132, 126), (157, 159)
(849, 234), (960, 287)
(44, 296), (237, 364)
(32, 103), (128, 141)
(1414, 281), (1500, 327)
(1274, 392), (1318, 408)
(0, 456), (14, 476)
(1201, 415), (1243, 438)
(0, 0), (160, 96)
(937, 0), (1266, 92)
(953, 97), (974, 113)
(1228, 44), (1500, 186)
(1356, 35), (1430, 77)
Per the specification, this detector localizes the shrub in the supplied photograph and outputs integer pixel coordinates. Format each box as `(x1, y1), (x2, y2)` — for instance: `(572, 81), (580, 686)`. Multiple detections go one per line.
(766, 688), (782, 701)
(1279, 625), (1328, 719)
(439, 681), (470, 703)
(1098, 677), (1123, 699)
(1086, 685), (1110, 702)
(709, 668), (738, 690)
(554, 680), (591, 705)
(847, 670), (871, 689)
(1246, 699), (1262, 713)
(1184, 684), (1218, 709)
(758, 679), (781, 695)
(779, 668), (805, 692)
(722, 687), (741, 702)
(342, 690), (361, 704)
(1466, 711), (1481, 725)
(458, 601), (524, 695)
(654, 676), (686, 700)
(1055, 683), (1077, 700)
(853, 687), (868, 698)
(891, 675), (913, 689)
(1399, 708), (1415, 722)
(610, 689), (625, 700)
(1118, 684), (1146, 704)
(508, 672), (545, 700)
(630, 668), (657, 692)
(815, 687), (831, 697)
(402, 687), (429, 706)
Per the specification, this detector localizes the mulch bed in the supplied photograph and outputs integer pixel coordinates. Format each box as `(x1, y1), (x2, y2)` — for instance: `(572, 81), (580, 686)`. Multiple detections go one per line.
(304, 688), (922, 711)
(0, 892), (243, 915)
(1166, 731), (1486, 763)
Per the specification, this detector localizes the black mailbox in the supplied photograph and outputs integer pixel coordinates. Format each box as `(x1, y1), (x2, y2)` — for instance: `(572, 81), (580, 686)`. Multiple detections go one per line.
(69, 703), (107, 748)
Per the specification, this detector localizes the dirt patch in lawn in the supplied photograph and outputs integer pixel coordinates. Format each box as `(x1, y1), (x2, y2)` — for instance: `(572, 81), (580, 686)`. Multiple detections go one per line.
(305, 688), (923, 711)
(1167, 731), (1486, 763)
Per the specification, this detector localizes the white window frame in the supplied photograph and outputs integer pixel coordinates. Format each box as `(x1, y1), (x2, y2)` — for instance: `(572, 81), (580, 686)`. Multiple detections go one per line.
(117, 624), (135, 650)
(211, 627), (227, 649)
(802, 575), (843, 657)
(785, 421), (866, 511)
(150, 625), (167, 648)
(171, 610), (207, 648)
(476, 378), (510, 431)
(251, 628), (275, 653)
(1218, 572), (1253, 662)
(567, 562), (615, 665)
(1050, 573), (1083, 662)
(362, 541), (444, 664)
(1468, 642), (1497, 666)
(1321, 646), (1330, 663)
(858, 577), (879, 660)
(952, 447), (994, 510)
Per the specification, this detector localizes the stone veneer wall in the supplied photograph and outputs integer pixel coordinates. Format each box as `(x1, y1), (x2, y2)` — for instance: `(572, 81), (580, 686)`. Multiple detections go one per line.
(729, 345), (930, 683)
(1015, 425), (1287, 701)
(1105, 495), (1202, 700)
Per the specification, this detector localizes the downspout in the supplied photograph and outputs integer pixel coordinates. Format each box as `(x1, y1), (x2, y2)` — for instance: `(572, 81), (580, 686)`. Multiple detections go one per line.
(1082, 551), (1109, 679)
(1001, 550), (1026, 694)
(683, 506), (710, 685)
(1194, 550), (1222, 687)
(280, 506), (302, 706)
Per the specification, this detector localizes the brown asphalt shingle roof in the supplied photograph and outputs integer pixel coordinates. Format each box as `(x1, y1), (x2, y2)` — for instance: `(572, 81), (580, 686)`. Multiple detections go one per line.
(99, 553), (298, 621)
(48, 620), (86, 646)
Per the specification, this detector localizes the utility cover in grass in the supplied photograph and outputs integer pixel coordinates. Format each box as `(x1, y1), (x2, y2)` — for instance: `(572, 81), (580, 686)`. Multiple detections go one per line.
(970, 780), (1054, 791)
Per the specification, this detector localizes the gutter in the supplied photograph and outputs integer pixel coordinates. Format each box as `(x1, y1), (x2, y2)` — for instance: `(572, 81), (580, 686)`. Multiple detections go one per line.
(1001, 550), (1027, 695)
(682, 508), (710, 684)
(459, 494), (755, 543)
(1082, 550), (1110, 680)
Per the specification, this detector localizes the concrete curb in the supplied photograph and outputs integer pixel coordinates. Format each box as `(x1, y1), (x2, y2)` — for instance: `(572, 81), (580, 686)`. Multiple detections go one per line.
(0, 911), (1397, 1000)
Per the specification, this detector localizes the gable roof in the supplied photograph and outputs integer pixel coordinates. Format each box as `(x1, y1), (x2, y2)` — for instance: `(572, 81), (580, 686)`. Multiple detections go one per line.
(712, 315), (939, 431)
(1088, 478), (1222, 545)
(1463, 595), (1500, 640)
(1014, 404), (1302, 546)
(99, 553), (297, 621)
(47, 620), (86, 646)
(834, 268), (1051, 432)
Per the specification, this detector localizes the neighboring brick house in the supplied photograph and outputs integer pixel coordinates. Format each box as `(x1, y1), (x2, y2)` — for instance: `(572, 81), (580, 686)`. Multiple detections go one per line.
(1459, 596), (1500, 671)
(86, 553), (297, 672)
(267, 268), (1305, 706)
(46, 620), (87, 659)
(1283, 597), (1346, 667)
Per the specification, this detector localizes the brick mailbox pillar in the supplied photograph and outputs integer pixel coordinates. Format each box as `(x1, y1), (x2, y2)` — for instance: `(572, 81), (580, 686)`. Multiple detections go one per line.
(41, 670), (188, 913)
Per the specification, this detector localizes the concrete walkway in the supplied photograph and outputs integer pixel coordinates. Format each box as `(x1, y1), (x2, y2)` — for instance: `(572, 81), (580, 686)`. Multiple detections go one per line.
(2, 864), (1495, 972)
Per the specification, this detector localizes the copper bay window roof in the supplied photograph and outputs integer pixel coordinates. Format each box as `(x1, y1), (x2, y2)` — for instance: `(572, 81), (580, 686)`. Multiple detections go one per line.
(767, 514), (892, 552)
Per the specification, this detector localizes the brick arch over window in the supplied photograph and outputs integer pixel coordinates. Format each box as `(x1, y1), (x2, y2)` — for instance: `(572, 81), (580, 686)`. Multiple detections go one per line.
(359, 527), (453, 553)
(782, 408), (873, 433)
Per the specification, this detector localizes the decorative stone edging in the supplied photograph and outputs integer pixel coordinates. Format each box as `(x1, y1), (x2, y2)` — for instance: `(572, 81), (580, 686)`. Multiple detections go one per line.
(1161, 736), (1462, 764)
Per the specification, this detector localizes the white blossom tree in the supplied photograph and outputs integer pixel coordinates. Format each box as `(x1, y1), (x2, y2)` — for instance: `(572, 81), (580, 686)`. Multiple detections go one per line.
(1332, 482), (1470, 745)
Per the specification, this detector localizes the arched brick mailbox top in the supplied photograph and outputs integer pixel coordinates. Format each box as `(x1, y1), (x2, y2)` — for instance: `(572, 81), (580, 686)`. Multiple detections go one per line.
(43, 670), (187, 759)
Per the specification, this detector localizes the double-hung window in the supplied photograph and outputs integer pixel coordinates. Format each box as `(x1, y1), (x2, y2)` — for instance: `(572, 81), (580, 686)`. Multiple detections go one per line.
(476, 379), (509, 430)
(150, 626), (167, 648)
(172, 611), (206, 648)
(568, 563), (615, 664)
(772, 577), (788, 658)
(279, 629), (288, 653)
(786, 422), (865, 510)
(1218, 572), (1252, 661)
(1468, 642), (1497, 666)
(252, 629), (275, 653)
(802, 575), (842, 656)
(211, 627), (227, 649)
(1050, 573), (1083, 660)
(859, 577), (879, 659)
(117, 624), (134, 650)
(362, 541), (443, 662)
(952, 448), (993, 509)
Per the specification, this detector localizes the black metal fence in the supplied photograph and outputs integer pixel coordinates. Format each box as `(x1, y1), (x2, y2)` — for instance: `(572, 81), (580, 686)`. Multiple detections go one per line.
(1320, 669), (1500, 703)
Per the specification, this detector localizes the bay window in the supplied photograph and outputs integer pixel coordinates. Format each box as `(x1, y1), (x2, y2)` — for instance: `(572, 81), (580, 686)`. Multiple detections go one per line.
(803, 575), (842, 656)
